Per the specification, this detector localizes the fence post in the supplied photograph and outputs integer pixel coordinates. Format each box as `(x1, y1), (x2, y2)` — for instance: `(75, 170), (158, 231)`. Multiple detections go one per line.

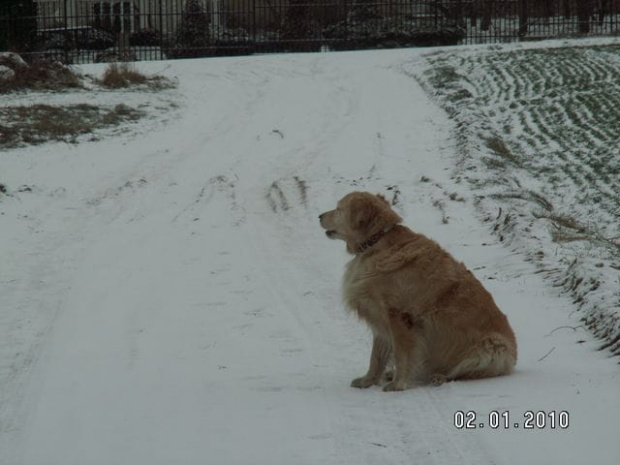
(344, 0), (348, 46)
(518, 0), (528, 37)
(158, 0), (163, 60)
(0, 8), (5, 52)
(577, 0), (593, 34)
(252, 0), (256, 48)
(598, 0), (608, 27)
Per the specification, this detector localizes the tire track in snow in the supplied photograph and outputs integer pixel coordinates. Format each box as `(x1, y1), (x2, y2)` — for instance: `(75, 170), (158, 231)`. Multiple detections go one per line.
(0, 201), (91, 464)
(266, 176), (308, 213)
(1, 60), (273, 462)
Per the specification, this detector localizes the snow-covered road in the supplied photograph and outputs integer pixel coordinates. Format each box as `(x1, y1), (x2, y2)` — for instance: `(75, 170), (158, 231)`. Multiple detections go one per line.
(2, 49), (619, 465)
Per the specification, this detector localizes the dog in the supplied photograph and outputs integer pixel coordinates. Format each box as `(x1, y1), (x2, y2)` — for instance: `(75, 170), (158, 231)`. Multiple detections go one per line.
(319, 192), (517, 391)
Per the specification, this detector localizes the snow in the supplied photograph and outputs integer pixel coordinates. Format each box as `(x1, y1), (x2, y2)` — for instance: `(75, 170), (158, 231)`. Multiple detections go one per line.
(1, 46), (619, 465)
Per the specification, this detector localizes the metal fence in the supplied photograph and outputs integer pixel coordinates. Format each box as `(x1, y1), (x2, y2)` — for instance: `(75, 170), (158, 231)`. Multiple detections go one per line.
(1, 1), (620, 63)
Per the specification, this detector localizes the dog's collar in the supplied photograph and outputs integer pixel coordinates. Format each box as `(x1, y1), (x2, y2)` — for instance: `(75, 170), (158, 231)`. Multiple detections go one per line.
(355, 225), (394, 254)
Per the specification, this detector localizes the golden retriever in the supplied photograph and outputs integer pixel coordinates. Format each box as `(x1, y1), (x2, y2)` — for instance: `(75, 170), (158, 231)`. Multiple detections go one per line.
(319, 192), (517, 391)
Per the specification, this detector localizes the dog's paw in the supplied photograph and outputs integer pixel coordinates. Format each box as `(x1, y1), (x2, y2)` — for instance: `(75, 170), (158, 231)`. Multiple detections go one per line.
(350, 376), (376, 389)
(430, 373), (448, 386)
(382, 381), (406, 392)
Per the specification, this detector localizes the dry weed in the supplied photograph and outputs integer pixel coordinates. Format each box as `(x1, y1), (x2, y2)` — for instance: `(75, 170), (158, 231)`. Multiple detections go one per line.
(98, 62), (174, 90)
(99, 62), (148, 88)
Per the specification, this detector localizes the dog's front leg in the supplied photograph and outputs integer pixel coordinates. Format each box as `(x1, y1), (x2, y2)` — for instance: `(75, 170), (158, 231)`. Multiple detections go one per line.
(383, 308), (417, 392)
(351, 335), (391, 389)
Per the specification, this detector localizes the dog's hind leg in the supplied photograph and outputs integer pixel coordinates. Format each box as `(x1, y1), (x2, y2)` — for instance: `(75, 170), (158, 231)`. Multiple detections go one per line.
(447, 335), (516, 381)
(351, 334), (391, 389)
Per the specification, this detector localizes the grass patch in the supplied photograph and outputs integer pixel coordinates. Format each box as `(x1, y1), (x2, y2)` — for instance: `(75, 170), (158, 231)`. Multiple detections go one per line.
(98, 62), (174, 90)
(0, 103), (143, 148)
(0, 60), (82, 93)
(425, 64), (461, 90)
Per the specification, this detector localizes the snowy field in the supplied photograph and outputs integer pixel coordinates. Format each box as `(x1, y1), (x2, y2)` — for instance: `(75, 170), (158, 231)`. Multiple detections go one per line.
(413, 38), (620, 354)
(1, 42), (620, 464)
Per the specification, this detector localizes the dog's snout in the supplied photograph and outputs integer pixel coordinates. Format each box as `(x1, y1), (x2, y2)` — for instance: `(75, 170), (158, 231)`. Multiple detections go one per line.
(319, 213), (324, 220)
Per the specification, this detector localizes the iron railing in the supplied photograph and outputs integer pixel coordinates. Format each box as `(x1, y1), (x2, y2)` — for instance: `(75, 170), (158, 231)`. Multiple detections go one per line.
(1, 1), (619, 63)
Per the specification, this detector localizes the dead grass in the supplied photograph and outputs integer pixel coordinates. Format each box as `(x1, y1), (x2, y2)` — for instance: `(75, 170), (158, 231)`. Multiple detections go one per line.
(432, 199), (449, 224)
(0, 103), (143, 148)
(538, 213), (590, 243)
(0, 61), (82, 93)
(98, 62), (174, 90)
(490, 190), (554, 212)
(0, 59), (173, 93)
(484, 136), (522, 166)
(533, 211), (620, 253)
(99, 62), (148, 88)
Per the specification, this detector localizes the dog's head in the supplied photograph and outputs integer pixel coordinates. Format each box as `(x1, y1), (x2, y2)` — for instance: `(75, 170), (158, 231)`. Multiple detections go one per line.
(319, 192), (402, 254)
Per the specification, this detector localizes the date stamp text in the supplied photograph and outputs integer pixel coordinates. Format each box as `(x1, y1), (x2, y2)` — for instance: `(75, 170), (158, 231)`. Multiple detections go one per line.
(454, 410), (569, 430)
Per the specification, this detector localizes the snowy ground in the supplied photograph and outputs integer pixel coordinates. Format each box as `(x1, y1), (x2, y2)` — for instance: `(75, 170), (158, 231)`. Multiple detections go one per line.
(1, 45), (619, 465)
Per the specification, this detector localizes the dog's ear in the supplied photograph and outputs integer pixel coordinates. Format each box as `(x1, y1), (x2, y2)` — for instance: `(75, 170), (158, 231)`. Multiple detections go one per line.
(383, 206), (403, 225)
(376, 194), (390, 206)
(350, 196), (376, 231)
(373, 195), (403, 227)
